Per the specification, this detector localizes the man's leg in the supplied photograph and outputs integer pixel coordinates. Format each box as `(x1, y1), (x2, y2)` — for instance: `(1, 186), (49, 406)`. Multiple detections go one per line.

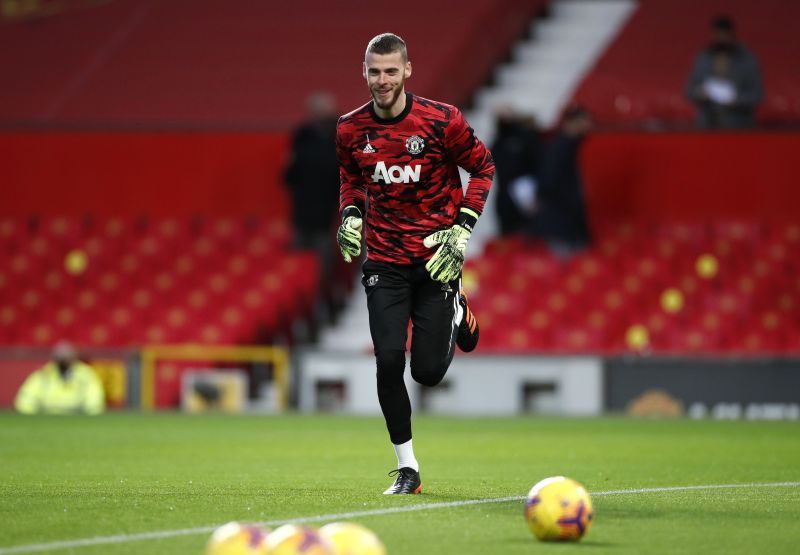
(408, 272), (480, 384)
(408, 273), (461, 387)
(363, 260), (411, 444)
(362, 260), (422, 494)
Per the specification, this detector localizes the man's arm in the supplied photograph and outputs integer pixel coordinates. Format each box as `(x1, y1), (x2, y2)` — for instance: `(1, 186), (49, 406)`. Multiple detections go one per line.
(79, 365), (106, 415)
(336, 119), (366, 262)
(283, 127), (303, 188)
(685, 52), (709, 103)
(424, 109), (495, 283)
(445, 108), (495, 220)
(734, 50), (764, 108)
(14, 369), (43, 415)
(336, 120), (366, 218)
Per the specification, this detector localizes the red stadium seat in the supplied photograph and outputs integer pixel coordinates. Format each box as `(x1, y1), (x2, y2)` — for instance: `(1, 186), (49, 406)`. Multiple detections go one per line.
(0, 0), (548, 129)
(467, 221), (799, 355)
(0, 215), (320, 348)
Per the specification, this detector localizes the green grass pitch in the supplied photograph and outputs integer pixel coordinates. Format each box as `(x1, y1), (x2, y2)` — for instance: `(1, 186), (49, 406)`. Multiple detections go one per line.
(1, 413), (799, 554)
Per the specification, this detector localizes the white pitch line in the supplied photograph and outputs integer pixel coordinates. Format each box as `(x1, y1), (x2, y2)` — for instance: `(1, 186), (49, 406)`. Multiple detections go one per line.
(589, 481), (800, 497)
(1, 482), (797, 554)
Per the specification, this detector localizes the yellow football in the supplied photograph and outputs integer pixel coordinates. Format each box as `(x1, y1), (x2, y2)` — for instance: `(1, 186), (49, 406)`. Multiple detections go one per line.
(319, 522), (386, 555)
(524, 476), (593, 541)
(265, 524), (332, 555)
(205, 522), (269, 555)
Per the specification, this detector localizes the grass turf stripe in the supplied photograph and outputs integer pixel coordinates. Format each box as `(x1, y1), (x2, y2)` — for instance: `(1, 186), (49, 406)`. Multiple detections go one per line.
(1, 481), (798, 554)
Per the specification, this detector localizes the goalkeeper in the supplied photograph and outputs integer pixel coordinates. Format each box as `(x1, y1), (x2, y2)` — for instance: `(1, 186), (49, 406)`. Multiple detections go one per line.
(336, 33), (494, 495)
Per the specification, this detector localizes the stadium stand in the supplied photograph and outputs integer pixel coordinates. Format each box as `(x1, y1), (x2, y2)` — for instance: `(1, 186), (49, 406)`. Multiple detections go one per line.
(570, 0), (800, 127)
(0, 0), (548, 129)
(468, 0), (635, 139)
(467, 130), (800, 355)
(469, 220), (800, 355)
(0, 214), (318, 347)
(0, 0), (550, 359)
(2, 0), (798, 362)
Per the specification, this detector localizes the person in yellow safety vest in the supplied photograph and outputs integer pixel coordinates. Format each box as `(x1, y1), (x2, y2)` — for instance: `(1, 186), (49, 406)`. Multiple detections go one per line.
(14, 341), (106, 415)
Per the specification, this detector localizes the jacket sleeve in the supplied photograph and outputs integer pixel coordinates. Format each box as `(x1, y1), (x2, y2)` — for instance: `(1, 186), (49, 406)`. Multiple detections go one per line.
(283, 128), (302, 188)
(734, 50), (764, 107)
(445, 108), (494, 218)
(336, 120), (366, 218)
(14, 369), (43, 415)
(80, 365), (106, 415)
(685, 52), (708, 103)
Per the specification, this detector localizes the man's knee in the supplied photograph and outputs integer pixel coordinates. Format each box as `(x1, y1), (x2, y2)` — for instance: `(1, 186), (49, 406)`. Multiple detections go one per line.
(410, 356), (449, 387)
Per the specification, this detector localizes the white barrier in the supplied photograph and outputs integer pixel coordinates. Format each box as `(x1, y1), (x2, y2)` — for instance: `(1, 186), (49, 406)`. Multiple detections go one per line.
(297, 352), (603, 416)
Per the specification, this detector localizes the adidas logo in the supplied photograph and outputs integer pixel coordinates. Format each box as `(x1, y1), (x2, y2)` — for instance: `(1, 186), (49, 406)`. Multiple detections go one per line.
(362, 133), (376, 154)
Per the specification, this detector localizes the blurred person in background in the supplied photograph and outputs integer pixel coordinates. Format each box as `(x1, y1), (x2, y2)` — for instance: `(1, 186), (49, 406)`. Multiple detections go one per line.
(685, 15), (763, 129)
(15, 341), (105, 415)
(284, 91), (342, 321)
(284, 91), (340, 248)
(490, 105), (541, 236)
(529, 105), (592, 254)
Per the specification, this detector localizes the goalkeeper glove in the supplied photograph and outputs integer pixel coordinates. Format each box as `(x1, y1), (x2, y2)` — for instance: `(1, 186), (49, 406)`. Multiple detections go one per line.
(423, 208), (479, 283)
(337, 205), (363, 263)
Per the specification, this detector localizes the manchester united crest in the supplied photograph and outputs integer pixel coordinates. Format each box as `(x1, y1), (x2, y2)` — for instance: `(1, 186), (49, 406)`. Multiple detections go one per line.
(406, 135), (425, 155)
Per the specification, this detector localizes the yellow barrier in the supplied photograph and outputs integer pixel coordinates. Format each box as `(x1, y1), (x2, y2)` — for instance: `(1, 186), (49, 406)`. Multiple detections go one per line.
(140, 345), (289, 411)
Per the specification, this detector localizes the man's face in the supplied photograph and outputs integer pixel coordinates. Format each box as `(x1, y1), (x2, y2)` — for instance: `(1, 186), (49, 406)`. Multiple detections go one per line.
(712, 28), (735, 47)
(363, 51), (411, 112)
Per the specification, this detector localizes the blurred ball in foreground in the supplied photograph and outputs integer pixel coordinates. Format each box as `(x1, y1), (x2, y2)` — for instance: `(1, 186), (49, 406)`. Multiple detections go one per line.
(64, 249), (88, 275)
(266, 524), (331, 555)
(319, 522), (387, 555)
(205, 522), (269, 555)
(524, 476), (593, 541)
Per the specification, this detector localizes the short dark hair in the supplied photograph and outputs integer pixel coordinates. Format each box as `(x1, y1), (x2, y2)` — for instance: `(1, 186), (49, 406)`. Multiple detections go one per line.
(711, 15), (735, 32)
(365, 33), (408, 63)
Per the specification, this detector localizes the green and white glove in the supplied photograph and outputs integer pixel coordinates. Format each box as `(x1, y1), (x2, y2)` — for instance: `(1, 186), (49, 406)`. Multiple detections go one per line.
(337, 205), (363, 263)
(423, 208), (479, 283)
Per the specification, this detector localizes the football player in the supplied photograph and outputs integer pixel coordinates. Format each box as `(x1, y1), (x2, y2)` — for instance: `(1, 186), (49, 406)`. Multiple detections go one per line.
(336, 33), (494, 494)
